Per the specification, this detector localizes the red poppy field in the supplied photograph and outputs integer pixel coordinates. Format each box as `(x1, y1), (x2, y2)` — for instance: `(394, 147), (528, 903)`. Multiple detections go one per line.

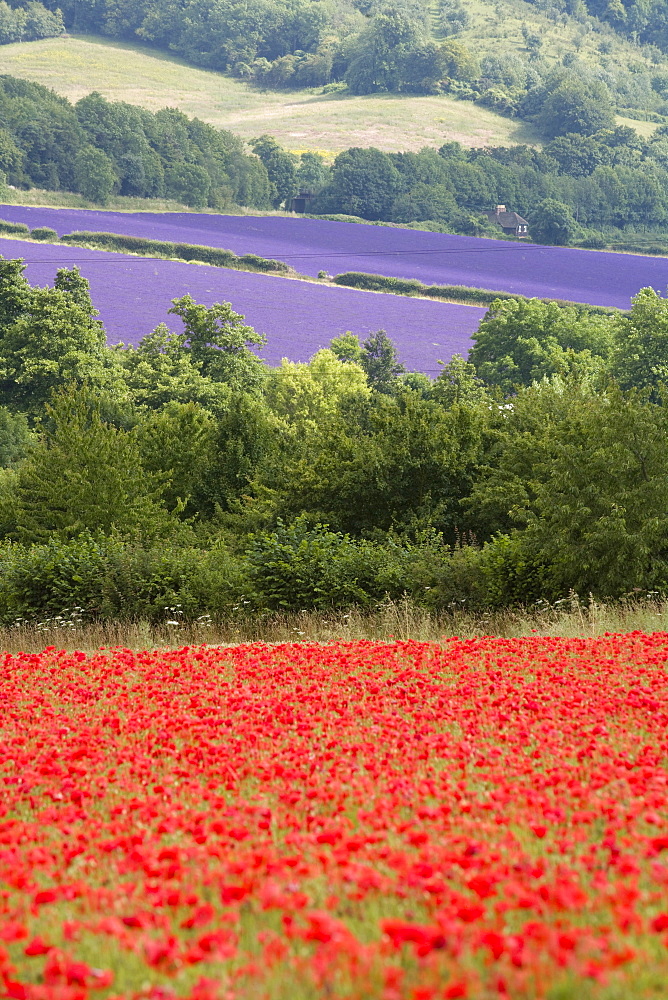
(2, 635), (668, 1000)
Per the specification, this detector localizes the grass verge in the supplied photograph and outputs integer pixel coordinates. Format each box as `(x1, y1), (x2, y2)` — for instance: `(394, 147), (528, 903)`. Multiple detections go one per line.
(2, 594), (668, 653)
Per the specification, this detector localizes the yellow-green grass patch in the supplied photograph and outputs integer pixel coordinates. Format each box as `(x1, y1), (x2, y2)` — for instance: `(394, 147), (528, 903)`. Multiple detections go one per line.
(0, 34), (541, 153)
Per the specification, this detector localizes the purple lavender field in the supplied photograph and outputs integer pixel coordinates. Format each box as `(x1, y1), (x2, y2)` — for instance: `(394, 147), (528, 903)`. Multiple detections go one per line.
(0, 238), (484, 373)
(2, 205), (667, 309)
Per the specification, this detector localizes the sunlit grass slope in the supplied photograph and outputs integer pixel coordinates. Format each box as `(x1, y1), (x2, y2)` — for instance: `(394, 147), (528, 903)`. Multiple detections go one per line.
(445, 0), (658, 77)
(0, 34), (540, 153)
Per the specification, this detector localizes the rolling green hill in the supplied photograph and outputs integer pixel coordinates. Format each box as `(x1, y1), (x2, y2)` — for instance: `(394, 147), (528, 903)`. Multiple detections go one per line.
(0, 34), (541, 154)
(439, 0), (660, 79)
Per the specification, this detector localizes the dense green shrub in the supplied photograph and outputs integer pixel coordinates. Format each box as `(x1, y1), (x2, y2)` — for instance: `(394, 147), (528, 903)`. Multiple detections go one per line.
(239, 253), (288, 273)
(245, 517), (411, 610)
(479, 533), (549, 608)
(0, 219), (29, 235)
(0, 535), (251, 623)
(333, 271), (502, 303)
(100, 543), (250, 621)
(0, 534), (110, 623)
(30, 227), (58, 241)
(332, 272), (622, 314)
(406, 542), (490, 611)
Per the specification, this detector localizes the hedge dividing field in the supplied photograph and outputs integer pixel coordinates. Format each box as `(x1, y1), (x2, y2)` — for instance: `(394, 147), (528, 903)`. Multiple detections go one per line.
(2, 635), (668, 999)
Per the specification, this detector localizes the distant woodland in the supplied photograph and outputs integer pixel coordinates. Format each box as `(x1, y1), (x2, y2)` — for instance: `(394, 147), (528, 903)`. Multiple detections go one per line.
(0, 76), (272, 207)
(3, 75), (668, 249)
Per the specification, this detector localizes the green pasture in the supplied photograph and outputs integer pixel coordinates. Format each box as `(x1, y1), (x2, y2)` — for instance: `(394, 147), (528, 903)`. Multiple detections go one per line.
(0, 34), (540, 153)
(616, 115), (660, 137)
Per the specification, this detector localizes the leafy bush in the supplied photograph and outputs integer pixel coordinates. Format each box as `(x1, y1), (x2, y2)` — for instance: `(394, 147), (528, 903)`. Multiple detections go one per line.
(0, 533), (110, 623)
(245, 517), (414, 610)
(333, 271), (501, 302)
(332, 272), (621, 314)
(238, 253), (288, 273)
(30, 227), (58, 241)
(0, 219), (29, 235)
(406, 541), (489, 610)
(480, 533), (549, 608)
(0, 535), (250, 623)
(100, 544), (220, 621)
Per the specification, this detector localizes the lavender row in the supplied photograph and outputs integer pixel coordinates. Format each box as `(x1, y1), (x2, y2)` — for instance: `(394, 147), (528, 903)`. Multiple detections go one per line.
(0, 237), (484, 373)
(2, 205), (667, 309)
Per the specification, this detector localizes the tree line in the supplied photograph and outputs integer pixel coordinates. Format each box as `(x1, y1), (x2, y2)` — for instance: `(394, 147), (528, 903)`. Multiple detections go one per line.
(0, 76), (271, 207)
(542, 0), (668, 54)
(0, 0), (62, 42)
(255, 127), (668, 248)
(1, 256), (668, 622)
(2, 71), (667, 247)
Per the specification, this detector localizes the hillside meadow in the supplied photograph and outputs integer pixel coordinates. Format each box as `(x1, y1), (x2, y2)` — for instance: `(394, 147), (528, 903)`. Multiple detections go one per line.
(0, 34), (541, 154)
(448, 0), (658, 79)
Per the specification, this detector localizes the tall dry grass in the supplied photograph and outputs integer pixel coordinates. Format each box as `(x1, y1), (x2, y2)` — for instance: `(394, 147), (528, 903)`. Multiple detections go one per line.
(2, 595), (668, 653)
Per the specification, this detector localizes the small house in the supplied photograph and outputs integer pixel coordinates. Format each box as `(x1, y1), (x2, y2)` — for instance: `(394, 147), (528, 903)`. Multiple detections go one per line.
(487, 205), (529, 238)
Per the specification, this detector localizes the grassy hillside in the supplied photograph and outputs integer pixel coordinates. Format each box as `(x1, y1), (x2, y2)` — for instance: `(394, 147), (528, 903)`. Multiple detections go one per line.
(438, 0), (662, 85)
(0, 34), (540, 154)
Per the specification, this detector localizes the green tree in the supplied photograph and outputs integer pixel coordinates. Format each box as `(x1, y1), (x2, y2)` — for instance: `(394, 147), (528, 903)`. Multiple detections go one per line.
(135, 401), (218, 516)
(296, 151), (328, 192)
(539, 77), (615, 138)
(250, 135), (298, 208)
(0, 266), (122, 413)
(72, 145), (118, 204)
(345, 8), (425, 94)
(5, 389), (178, 544)
(359, 330), (406, 393)
(0, 127), (24, 181)
(432, 354), (489, 408)
(0, 407), (32, 467)
(115, 325), (221, 412)
(202, 391), (279, 515)
(391, 182), (457, 223)
(611, 287), (668, 392)
(254, 390), (483, 536)
(530, 198), (580, 245)
(321, 147), (401, 220)
(164, 161), (211, 208)
(167, 294), (268, 392)
(544, 133), (611, 176)
(0, 257), (32, 328)
(522, 388), (668, 597)
(462, 378), (597, 543)
(469, 297), (615, 394)
(263, 349), (369, 431)
(329, 332), (364, 365)
(398, 39), (477, 93)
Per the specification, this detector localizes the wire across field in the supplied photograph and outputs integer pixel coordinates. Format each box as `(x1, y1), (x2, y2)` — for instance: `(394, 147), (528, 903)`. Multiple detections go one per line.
(2, 206), (666, 310)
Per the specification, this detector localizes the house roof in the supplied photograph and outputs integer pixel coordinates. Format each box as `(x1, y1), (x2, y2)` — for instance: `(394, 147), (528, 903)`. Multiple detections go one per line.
(487, 210), (528, 228)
